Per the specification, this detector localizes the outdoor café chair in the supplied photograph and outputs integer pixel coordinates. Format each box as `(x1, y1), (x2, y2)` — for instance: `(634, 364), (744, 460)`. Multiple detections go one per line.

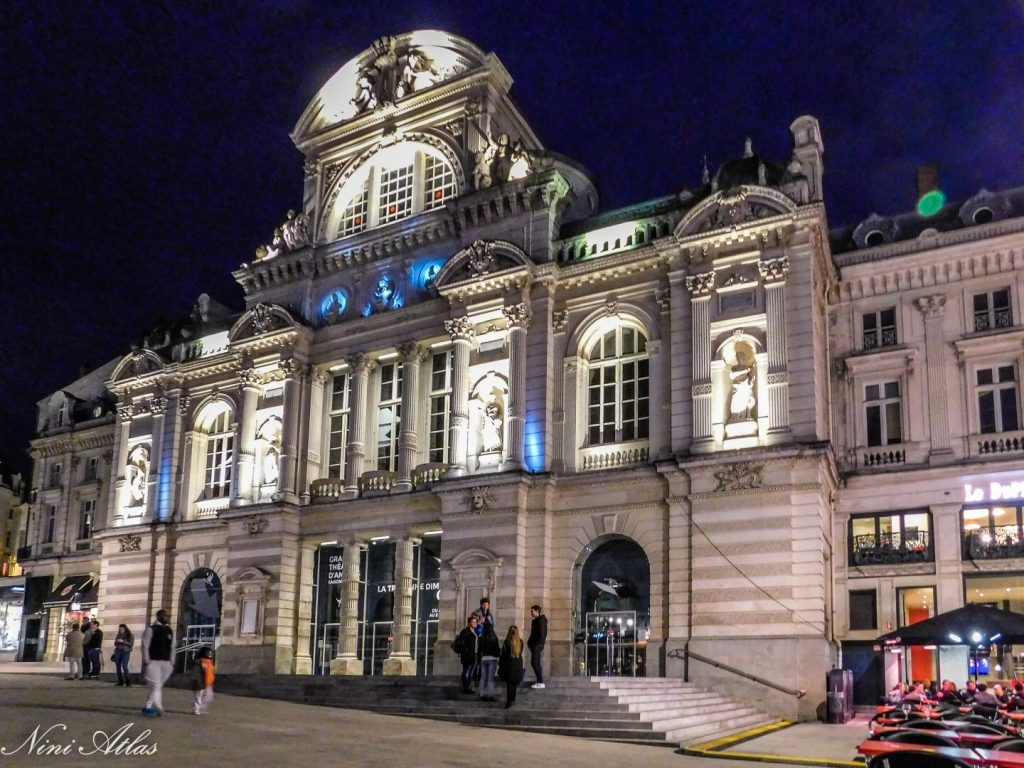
(900, 718), (949, 731)
(867, 752), (973, 768)
(993, 738), (1024, 752)
(877, 731), (959, 748)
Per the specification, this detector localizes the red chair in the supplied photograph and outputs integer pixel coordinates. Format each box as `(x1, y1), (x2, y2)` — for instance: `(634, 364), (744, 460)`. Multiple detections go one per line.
(866, 752), (973, 768)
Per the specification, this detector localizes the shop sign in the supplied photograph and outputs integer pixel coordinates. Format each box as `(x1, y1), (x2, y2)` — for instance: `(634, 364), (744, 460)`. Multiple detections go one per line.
(964, 478), (1024, 503)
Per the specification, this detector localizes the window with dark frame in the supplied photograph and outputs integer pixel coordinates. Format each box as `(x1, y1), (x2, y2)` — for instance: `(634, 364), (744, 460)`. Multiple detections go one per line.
(973, 287), (1013, 332)
(849, 510), (932, 565)
(961, 502), (1024, 560)
(862, 307), (897, 350)
(976, 365), (1020, 434)
(865, 381), (903, 446)
(849, 590), (878, 630)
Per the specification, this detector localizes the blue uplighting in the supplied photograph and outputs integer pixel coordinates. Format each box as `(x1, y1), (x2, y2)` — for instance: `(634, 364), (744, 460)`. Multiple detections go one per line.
(413, 258), (446, 293)
(524, 412), (545, 472)
(319, 290), (348, 323)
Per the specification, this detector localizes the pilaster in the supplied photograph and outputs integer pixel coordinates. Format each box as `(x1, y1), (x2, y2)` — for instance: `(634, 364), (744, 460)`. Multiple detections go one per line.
(502, 302), (531, 470)
(233, 368), (263, 506)
(394, 344), (427, 492)
(444, 317), (476, 477)
(759, 256), (791, 434)
(302, 368), (328, 503)
(145, 394), (167, 522)
(686, 272), (715, 443)
(916, 295), (954, 462)
(293, 542), (316, 674)
(277, 358), (301, 502)
(343, 355), (375, 496)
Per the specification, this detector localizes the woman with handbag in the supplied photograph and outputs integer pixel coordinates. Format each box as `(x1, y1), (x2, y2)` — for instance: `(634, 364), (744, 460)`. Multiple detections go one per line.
(113, 624), (135, 686)
(498, 625), (525, 709)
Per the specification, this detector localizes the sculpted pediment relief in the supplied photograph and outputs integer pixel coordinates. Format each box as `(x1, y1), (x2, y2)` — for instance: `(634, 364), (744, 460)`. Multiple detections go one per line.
(228, 303), (299, 342)
(434, 239), (531, 291)
(676, 186), (796, 238)
(110, 348), (166, 383)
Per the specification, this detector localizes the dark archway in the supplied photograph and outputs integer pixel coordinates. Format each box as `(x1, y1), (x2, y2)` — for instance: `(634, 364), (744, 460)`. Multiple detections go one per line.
(176, 568), (222, 671)
(575, 536), (651, 676)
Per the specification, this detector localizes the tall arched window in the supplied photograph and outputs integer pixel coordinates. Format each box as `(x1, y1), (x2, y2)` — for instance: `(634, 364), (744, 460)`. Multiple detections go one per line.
(585, 326), (650, 445)
(193, 404), (235, 511)
(330, 142), (458, 240)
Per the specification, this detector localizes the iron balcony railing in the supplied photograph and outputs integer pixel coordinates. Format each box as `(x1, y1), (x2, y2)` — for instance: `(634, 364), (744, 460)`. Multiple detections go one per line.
(863, 328), (897, 350)
(851, 531), (933, 566)
(974, 308), (1013, 332)
(963, 525), (1024, 560)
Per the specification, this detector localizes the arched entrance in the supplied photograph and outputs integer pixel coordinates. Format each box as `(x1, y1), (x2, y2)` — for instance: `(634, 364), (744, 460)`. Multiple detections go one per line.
(574, 537), (651, 677)
(176, 568), (222, 672)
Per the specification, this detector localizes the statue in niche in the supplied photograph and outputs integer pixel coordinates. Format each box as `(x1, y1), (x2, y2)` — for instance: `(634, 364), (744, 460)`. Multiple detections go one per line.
(256, 418), (282, 493)
(322, 291), (344, 324)
(482, 400), (504, 452)
(728, 343), (757, 422)
(508, 139), (534, 180)
(471, 374), (507, 456)
(368, 275), (399, 314)
(125, 446), (149, 507)
(262, 448), (279, 486)
(472, 129), (535, 191)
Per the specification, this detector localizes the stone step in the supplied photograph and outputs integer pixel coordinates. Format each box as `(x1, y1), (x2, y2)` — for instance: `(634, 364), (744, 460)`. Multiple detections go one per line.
(374, 706), (642, 722)
(474, 722), (669, 741)
(650, 705), (762, 732)
(674, 716), (780, 748)
(668, 712), (778, 744)
(398, 711), (655, 730)
(633, 699), (747, 720)
(613, 691), (731, 706)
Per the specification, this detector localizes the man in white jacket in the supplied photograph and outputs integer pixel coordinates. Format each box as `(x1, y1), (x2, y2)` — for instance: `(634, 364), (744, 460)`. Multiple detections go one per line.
(141, 609), (174, 716)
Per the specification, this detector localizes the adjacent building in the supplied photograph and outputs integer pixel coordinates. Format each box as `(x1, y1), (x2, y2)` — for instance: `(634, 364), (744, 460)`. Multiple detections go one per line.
(15, 31), (1023, 717)
(0, 470), (29, 658)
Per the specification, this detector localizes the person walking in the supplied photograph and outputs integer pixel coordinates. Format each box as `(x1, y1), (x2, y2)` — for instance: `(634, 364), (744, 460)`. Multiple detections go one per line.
(86, 620), (104, 679)
(191, 645), (216, 715)
(113, 624), (135, 686)
(453, 615), (480, 694)
(477, 625), (500, 702)
(499, 625), (525, 709)
(527, 604), (548, 689)
(64, 623), (85, 680)
(141, 609), (174, 717)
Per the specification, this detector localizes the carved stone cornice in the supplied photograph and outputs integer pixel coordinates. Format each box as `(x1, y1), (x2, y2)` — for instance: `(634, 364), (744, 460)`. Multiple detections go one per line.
(915, 294), (947, 319)
(238, 368), (263, 389)
(758, 256), (790, 285)
(444, 317), (476, 342)
(685, 271), (716, 298)
(117, 404), (135, 422)
(502, 303), (531, 329)
(177, 394), (192, 418)
(148, 396), (168, 417)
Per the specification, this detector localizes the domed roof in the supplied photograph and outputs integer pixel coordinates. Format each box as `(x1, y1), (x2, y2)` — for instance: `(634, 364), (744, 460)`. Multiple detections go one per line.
(714, 154), (788, 191)
(294, 30), (490, 139)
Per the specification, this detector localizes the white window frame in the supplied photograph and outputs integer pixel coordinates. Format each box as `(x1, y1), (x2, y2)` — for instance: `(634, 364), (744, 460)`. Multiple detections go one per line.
(79, 499), (96, 540)
(202, 410), (234, 500)
(428, 350), (452, 464)
(864, 380), (903, 447)
(973, 287), (1013, 333)
(976, 363), (1020, 434)
(584, 325), (650, 446)
(326, 372), (351, 479)
(376, 362), (403, 472)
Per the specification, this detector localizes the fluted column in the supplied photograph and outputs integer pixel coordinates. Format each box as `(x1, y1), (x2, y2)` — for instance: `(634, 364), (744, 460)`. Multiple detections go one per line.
(383, 536), (418, 675)
(759, 256), (791, 433)
(444, 318), (475, 477)
(293, 542), (316, 674)
(330, 538), (366, 675)
(232, 368), (262, 506)
(145, 394), (167, 522)
(277, 358), (301, 502)
(502, 303), (531, 470)
(394, 344), (426, 492)
(685, 272), (715, 443)
(158, 388), (185, 521)
(917, 295), (953, 462)
(343, 354), (375, 494)
(110, 402), (134, 522)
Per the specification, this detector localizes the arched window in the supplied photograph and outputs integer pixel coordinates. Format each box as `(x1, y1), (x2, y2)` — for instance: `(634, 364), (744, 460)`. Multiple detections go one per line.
(585, 325), (650, 445)
(194, 405), (234, 502)
(330, 142), (458, 240)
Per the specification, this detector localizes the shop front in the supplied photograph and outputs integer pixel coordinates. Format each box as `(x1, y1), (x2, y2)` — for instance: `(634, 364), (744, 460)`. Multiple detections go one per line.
(0, 577), (25, 660)
(41, 574), (98, 662)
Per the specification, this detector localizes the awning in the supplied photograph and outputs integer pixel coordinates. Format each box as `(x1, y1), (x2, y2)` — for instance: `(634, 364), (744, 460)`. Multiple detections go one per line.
(0, 584), (25, 602)
(43, 575), (97, 607)
(876, 603), (1024, 647)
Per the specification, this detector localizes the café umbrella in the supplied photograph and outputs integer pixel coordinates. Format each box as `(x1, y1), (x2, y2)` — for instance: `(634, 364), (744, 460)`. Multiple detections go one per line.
(876, 603), (1024, 647)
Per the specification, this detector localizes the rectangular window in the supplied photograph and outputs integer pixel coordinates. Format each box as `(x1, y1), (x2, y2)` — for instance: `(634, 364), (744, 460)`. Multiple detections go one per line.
(896, 586), (935, 629)
(865, 381), (902, 446)
(49, 463), (62, 489)
(327, 373), (351, 479)
(849, 510), (932, 566)
(862, 307), (897, 350)
(377, 164), (414, 225)
(376, 363), (403, 472)
(422, 154), (455, 211)
(849, 590), (878, 631)
(428, 351), (452, 464)
(84, 457), (99, 481)
(962, 503), (1024, 559)
(973, 287), (1013, 332)
(240, 599), (260, 635)
(339, 178), (370, 237)
(44, 505), (57, 544)
(79, 500), (95, 540)
(204, 411), (234, 499)
(977, 365), (1020, 434)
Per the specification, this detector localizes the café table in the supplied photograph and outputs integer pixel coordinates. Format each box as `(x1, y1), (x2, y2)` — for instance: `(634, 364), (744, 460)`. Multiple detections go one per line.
(857, 739), (983, 764)
(870, 727), (1007, 746)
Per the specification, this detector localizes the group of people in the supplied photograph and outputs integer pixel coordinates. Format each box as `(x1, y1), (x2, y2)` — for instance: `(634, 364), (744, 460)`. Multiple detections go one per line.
(887, 678), (1024, 711)
(63, 609), (215, 717)
(63, 619), (134, 684)
(452, 598), (548, 709)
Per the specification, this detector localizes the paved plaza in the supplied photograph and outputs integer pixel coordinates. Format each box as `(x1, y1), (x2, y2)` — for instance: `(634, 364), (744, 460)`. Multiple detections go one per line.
(0, 665), (866, 767)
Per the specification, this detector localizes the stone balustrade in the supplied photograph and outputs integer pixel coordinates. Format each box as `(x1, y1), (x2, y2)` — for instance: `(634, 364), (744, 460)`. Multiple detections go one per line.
(580, 441), (650, 471)
(359, 470), (397, 495)
(412, 462), (448, 488)
(310, 477), (346, 501)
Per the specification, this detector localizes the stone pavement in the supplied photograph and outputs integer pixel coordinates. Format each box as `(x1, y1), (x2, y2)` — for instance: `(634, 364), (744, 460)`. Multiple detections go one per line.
(0, 666), (865, 767)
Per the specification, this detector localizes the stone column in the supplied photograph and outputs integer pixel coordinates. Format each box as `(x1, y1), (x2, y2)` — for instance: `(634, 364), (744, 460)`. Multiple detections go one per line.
(157, 389), (186, 521)
(383, 536), (418, 675)
(502, 303), (531, 470)
(561, 357), (580, 472)
(916, 295), (953, 461)
(277, 359), (301, 502)
(646, 339), (666, 457)
(232, 368), (262, 506)
(394, 344), (426, 492)
(145, 394), (167, 522)
(293, 542), (316, 674)
(685, 272), (715, 442)
(110, 403), (135, 520)
(343, 355), (375, 495)
(330, 538), (366, 675)
(444, 318), (475, 477)
(759, 256), (791, 433)
(303, 369), (328, 501)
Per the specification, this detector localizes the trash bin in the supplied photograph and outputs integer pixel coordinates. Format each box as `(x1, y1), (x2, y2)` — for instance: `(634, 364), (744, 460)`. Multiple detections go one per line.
(826, 669), (853, 723)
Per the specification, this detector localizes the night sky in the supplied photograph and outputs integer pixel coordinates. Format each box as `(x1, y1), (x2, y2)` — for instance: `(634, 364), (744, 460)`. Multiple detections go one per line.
(2, 1), (1022, 477)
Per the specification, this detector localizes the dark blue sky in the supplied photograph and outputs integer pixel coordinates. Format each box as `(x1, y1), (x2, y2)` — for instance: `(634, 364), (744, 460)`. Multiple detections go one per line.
(2, 0), (1022, 476)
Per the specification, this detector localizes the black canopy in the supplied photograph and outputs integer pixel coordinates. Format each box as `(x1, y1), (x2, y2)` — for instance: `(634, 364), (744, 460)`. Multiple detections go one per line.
(877, 604), (1024, 647)
(43, 574), (97, 607)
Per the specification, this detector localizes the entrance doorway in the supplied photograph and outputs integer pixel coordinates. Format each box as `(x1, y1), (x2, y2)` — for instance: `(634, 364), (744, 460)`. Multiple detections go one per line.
(574, 537), (650, 677)
(176, 568), (222, 672)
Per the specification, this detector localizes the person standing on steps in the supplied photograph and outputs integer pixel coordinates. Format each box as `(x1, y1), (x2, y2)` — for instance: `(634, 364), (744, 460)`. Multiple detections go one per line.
(113, 623), (134, 686)
(86, 620), (104, 679)
(527, 605), (548, 689)
(64, 623), (84, 680)
(499, 625), (525, 709)
(453, 615), (480, 694)
(141, 609), (174, 717)
(477, 625), (501, 702)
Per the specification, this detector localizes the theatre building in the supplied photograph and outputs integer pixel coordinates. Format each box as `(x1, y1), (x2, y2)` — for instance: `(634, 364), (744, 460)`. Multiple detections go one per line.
(15, 30), (1024, 719)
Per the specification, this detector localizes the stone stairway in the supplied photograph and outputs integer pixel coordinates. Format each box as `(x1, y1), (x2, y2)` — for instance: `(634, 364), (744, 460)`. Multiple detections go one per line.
(169, 674), (776, 747)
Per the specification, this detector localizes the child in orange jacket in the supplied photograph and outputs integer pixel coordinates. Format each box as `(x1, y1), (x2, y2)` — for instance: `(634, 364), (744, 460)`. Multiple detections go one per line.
(191, 646), (216, 715)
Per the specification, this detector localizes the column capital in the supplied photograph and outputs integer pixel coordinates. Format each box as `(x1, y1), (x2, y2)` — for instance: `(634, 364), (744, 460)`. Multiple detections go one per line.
(117, 404), (135, 422)
(238, 368), (263, 389)
(552, 310), (569, 332)
(312, 367), (329, 386)
(444, 316), (476, 342)
(148, 395), (168, 417)
(345, 353), (376, 375)
(177, 393), (192, 418)
(685, 271), (716, 297)
(758, 256), (789, 285)
(396, 342), (428, 363)
(915, 294), (947, 319)
(277, 358), (301, 379)
(502, 302), (531, 329)
(655, 287), (671, 311)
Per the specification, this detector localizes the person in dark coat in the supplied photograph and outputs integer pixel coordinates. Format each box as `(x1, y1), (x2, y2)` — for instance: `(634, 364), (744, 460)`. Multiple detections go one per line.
(527, 605), (548, 689)
(453, 616), (480, 693)
(477, 626), (501, 701)
(499, 625), (525, 709)
(86, 620), (104, 679)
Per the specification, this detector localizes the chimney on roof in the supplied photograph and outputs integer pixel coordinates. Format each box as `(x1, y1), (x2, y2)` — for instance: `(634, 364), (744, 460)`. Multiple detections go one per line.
(917, 162), (940, 200)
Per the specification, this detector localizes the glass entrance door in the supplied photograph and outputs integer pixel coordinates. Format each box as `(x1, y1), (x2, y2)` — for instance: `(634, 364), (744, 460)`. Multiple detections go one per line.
(364, 620), (392, 676)
(583, 610), (646, 676)
(178, 623), (218, 672)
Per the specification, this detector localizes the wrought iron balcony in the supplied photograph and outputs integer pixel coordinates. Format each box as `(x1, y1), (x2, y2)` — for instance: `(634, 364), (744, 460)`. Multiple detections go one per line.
(963, 526), (1024, 560)
(851, 531), (933, 566)
(974, 308), (1013, 332)
(863, 328), (897, 350)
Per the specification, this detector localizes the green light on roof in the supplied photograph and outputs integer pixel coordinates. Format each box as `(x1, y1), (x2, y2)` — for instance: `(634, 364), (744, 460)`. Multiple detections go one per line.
(917, 189), (946, 217)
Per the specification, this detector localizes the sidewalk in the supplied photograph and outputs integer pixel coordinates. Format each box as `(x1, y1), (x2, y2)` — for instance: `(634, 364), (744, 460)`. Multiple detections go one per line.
(0, 667), (868, 767)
